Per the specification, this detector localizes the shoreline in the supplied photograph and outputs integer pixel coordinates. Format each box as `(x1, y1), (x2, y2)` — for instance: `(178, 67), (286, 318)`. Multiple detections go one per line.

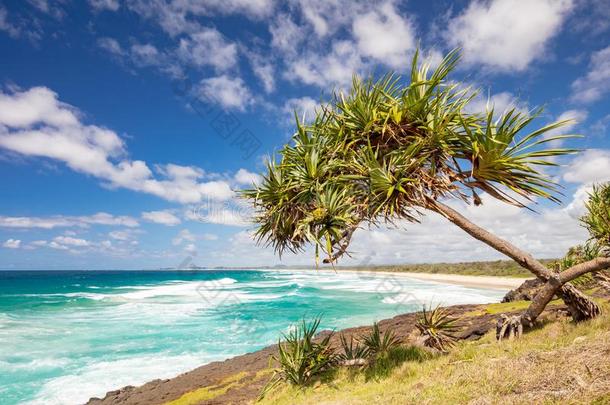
(86, 271), (527, 404)
(88, 302), (508, 405)
(380, 271), (526, 290)
(255, 268), (527, 290)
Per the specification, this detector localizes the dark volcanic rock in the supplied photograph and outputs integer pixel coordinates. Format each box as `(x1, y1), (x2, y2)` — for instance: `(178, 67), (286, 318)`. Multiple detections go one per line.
(502, 278), (544, 302)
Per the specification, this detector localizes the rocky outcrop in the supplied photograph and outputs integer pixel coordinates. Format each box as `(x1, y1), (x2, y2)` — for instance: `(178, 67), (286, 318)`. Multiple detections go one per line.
(502, 278), (544, 302)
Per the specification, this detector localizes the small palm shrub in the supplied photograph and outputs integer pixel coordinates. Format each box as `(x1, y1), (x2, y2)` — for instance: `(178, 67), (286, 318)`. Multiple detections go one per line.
(360, 322), (401, 357)
(415, 305), (460, 352)
(337, 333), (369, 365)
(260, 317), (336, 399)
(581, 183), (610, 254)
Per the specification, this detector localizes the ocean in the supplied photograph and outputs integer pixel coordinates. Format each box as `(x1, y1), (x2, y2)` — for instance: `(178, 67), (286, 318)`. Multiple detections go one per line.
(0, 269), (505, 404)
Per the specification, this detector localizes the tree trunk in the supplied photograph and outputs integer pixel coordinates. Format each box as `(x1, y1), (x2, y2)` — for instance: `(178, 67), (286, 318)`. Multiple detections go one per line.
(428, 200), (605, 334)
(558, 284), (601, 321)
(594, 271), (610, 293)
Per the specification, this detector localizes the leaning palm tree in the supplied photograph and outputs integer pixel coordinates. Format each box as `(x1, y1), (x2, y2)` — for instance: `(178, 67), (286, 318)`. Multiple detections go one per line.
(242, 50), (610, 334)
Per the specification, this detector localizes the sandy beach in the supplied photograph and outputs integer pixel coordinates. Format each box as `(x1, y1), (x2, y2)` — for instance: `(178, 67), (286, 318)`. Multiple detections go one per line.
(390, 272), (527, 289)
(281, 268), (528, 290)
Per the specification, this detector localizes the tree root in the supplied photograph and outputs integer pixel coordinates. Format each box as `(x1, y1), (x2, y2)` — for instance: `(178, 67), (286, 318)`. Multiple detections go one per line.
(559, 284), (601, 322)
(339, 359), (368, 367)
(594, 271), (610, 293)
(496, 314), (523, 341)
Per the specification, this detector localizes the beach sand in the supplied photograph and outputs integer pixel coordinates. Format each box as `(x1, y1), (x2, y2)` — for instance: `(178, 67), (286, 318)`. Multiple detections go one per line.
(387, 272), (526, 290)
(284, 268), (528, 290)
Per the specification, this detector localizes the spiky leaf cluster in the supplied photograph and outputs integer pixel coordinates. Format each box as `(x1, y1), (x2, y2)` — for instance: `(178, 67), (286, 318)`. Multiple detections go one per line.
(415, 305), (460, 352)
(243, 50), (577, 264)
(581, 183), (610, 254)
(260, 317), (336, 399)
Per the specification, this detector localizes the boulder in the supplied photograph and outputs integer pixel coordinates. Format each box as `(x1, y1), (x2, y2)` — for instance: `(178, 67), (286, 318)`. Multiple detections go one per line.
(502, 278), (544, 302)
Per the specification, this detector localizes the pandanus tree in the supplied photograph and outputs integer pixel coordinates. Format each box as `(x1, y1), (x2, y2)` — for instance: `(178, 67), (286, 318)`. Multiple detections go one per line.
(243, 50), (610, 334)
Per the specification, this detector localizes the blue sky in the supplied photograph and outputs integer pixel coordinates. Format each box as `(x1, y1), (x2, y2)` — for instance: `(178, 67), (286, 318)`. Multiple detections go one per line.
(0, 0), (609, 269)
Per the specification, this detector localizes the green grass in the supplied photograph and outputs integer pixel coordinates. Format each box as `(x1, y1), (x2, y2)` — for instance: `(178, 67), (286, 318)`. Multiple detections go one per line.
(261, 304), (610, 405)
(332, 259), (552, 278)
(164, 372), (248, 405)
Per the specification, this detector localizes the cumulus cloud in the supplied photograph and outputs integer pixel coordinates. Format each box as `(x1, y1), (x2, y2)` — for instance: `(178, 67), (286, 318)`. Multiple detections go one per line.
(282, 96), (321, 124)
(53, 236), (90, 247)
(248, 52), (275, 93)
(571, 45), (610, 103)
(0, 86), (235, 204)
(0, 212), (139, 229)
(142, 210), (181, 226)
(198, 75), (252, 110)
(287, 40), (366, 88)
(177, 29), (238, 71)
(234, 168), (262, 186)
(352, 2), (415, 68)
(466, 91), (528, 115)
(563, 149), (610, 218)
(445, 0), (574, 71)
(563, 149), (610, 184)
(2, 238), (21, 249)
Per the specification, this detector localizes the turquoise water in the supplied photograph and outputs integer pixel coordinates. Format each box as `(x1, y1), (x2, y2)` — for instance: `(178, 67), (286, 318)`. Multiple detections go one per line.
(0, 269), (504, 404)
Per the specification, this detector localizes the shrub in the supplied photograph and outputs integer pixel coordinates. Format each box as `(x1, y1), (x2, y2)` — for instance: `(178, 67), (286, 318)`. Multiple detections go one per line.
(415, 305), (460, 352)
(360, 322), (401, 357)
(337, 333), (369, 365)
(259, 317), (336, 399)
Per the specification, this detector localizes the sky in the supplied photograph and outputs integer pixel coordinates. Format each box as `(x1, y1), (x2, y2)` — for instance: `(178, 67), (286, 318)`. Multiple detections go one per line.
(0, 0), (609, 270)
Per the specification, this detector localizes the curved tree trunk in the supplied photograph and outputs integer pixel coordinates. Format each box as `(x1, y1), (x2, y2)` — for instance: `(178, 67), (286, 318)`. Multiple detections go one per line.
(428, 201), (606, 336)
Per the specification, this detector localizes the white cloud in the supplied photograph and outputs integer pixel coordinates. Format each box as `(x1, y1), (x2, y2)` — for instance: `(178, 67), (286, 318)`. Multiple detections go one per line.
(287, 40), (366, 88)
(282, 96), (321, 124)
(562, 149), (610, 218)
(0, 212), (139, 229)
(269, 15), (303, 57)
(198, 75), (252, 110)
(293, 0), (368, 38)
(0, 6), (20, 38)
(249, 53), (275, 93)
(177, 29), (238, 71)
(352, 2), (415, 68)
(142, 210), (181, 226)
(172, 229), (196, 245)
(571, 46), (610, 103)
(184, 243), (197, 255)
(186, 202), (250, 227)
(234, 168), (262, 186)
(53, 236), (90, 247)
(130, 43), (162, 67)
(563, 149), (610, 184)
(2, 239), (21, 249)
(445, 0), (574, 71)
(126, 0), (273, 37)
(172, 229), (217, 246)
(557, 109), (588, 127)
(109, 230), (131, 241)
(0, 86), (235, 204)
(97, 37), (124, 55)
(89, 0), (119, 12)
(541, 109), (588, 148)
(466, 91), (528, 115)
